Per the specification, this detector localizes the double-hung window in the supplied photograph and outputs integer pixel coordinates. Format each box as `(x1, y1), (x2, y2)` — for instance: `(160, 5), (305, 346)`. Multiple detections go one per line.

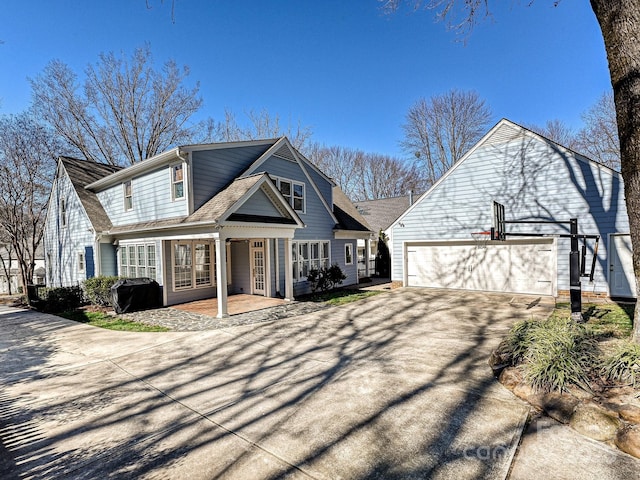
(123, 180), (133, 211)
(171, 163), (185, 201)
(273, 177), (305, 213)
(345, 243), (354, 265)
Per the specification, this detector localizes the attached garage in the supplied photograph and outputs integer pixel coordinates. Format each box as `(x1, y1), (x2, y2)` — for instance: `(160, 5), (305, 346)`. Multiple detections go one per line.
(405, 238), (557, 296)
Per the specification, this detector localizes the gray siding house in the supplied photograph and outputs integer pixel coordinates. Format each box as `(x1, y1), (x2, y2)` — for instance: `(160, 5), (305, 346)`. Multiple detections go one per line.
(44, 138), (372, 316)
(388, 119), (635, 298)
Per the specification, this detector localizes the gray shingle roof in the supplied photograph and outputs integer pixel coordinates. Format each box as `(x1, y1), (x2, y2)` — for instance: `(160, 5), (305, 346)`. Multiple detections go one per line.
(60, 157), (122, 232)
(332, 186), (372, 232)
(353, 195), (412, 234)
(108, 173), (298, 234)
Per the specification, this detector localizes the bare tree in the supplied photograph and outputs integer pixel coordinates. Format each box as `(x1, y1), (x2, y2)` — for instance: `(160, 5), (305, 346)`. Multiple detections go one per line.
(0, 112), (61, 293)
(30, 45), (206, 166)
(307, 143), (428, 201)
(524, 119), (577, 149)
(401, 89), (493, 186)
(574, 91), (620, 170)
(0, 237), (14, 295)
(213, 108), (314, 152)
(306, 144), (365, 199)
(383, 0), (640, 340)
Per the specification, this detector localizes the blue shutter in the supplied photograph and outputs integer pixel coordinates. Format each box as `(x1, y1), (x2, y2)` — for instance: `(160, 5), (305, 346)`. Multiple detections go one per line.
(85, 246), (95, 279)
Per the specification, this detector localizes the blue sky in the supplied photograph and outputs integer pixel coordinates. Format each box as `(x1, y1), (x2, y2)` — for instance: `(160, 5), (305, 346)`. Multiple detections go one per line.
(1, 1), (611, 158)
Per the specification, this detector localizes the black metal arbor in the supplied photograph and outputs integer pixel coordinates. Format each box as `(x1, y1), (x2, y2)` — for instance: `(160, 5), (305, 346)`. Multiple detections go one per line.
(488, 202), (600, 321)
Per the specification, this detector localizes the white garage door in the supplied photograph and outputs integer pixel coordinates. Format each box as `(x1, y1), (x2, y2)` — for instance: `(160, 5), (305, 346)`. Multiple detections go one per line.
(609, 234), (636, 298)
(406, 238), (556, 296)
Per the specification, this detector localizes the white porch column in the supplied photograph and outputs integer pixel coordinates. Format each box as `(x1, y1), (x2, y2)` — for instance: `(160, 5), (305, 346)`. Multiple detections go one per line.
(365, 238), (372, 277)
(283, 237), (294, 301)
(215, 235), (228, 318)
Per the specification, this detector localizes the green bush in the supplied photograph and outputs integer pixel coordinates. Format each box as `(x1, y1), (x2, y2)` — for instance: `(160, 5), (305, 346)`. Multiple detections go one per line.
(83, 276), (120, 307)
(307, 264), (347, 293)
(43, 286), (84, 313)
(602, 342), (640, 388)
(499, 317), (597, 392)
(497, 319), (541, 365)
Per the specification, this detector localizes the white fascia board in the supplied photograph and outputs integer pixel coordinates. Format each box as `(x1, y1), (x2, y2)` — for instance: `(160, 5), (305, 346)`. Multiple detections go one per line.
(291, 145), (340, 224)
(220, 174), (305, 228)
(334, 230), (374, 240)
(241, 137), (340, 225)
(220, 225), (298, 239)
(180, 138), (279, 153)
(240, 136), (288, 174)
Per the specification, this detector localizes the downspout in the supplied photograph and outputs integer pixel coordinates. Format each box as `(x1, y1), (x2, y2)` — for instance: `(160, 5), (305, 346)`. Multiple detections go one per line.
(275, 239), (280, 296)
(94, 232), (101, 277)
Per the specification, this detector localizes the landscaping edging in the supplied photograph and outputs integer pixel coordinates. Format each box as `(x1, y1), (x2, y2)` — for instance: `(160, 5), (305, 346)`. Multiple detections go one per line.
(495, 364), (640, 459)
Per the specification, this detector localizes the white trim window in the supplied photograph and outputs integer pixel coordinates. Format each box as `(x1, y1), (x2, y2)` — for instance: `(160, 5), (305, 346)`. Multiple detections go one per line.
(171, 163), (185, 201)
(120, 244), (157, 280)
(273, 176), (305, 213)
(345, 243), (354, 265)
(78, 252), (85, 273)
(172, 240), (215, 290)
(60, 199), (67, 227)
(123, 180), (133, 211)
(292, 240), (330, 281)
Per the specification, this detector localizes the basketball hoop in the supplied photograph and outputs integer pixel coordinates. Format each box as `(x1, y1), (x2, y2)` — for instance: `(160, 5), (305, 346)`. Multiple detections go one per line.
(471, 231), (492, 249)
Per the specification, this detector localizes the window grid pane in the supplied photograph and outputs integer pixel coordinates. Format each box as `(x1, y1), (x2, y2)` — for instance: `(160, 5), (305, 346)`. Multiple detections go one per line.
(174, 243), (192, 288)
(195, 243), (211, 286)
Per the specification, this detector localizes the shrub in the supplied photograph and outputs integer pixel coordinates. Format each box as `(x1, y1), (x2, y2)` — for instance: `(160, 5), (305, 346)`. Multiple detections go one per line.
(84, 276), (121, 307)
(523, 317), (597, 392)
(497, 319), (541, 365)
(43, 286), (84, 313)
(602, 342), (640, 388)
(307, 264), (347, 293)
(498, 316), (597, 392)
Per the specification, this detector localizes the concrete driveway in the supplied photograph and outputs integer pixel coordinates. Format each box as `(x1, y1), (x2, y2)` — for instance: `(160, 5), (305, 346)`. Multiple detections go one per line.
(0, 289), (636, 479)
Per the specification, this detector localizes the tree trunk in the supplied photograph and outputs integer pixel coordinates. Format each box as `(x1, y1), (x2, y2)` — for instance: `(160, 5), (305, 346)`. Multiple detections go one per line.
(591, 1), (640, 341)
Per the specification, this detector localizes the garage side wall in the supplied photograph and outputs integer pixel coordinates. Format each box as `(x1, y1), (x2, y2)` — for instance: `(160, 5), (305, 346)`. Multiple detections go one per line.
(390, 125), (629, 296)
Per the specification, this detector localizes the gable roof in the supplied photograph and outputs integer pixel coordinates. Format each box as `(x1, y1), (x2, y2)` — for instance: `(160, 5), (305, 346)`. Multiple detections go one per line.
(332, 186), (372, 233)
(242, 137), (341, 225)
(353, 195), (412, 234)
(109, 172), (303, 234)
(59, 157), (122, 232)
(389, 118), (623, 231)
(85, 139), (280, 190)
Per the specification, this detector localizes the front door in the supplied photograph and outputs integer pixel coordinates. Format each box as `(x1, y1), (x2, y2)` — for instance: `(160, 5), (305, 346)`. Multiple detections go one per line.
(250, 240), (266, 295)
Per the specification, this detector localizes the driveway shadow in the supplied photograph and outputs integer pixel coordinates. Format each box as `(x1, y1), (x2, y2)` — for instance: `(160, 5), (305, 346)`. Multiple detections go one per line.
(0, 290), (558, 479)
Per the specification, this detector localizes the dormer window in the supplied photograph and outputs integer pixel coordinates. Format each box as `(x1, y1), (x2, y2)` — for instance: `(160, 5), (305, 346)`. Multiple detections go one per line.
(273, 176), (305, 213)
(171, 163), (185, 201)
(123, 180), (133, 211)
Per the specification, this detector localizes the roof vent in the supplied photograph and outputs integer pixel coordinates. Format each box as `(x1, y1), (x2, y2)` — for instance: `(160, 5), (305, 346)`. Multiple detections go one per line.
(486, 123), (522, 146)
(274, 144), (296, 162)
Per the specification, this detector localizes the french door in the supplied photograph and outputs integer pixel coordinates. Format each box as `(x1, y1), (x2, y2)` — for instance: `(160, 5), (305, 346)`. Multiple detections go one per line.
(250, 240), (265, 295)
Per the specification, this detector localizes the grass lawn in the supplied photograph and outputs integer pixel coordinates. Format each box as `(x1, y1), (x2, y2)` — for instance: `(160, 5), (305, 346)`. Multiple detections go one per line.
(299, 289), (385, 306)
(58, 309), (169, 332)
(553, 302), (635, 339)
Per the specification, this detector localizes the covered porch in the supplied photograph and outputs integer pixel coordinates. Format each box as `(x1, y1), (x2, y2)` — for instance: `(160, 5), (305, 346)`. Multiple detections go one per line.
(171, 293), (287, 317)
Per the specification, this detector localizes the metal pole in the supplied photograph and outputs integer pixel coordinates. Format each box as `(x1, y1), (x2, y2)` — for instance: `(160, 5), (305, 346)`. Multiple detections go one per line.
(569, 218), (583, 322)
